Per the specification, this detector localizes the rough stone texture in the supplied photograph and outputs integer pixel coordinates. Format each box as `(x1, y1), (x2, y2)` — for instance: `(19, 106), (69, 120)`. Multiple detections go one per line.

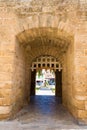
(0, 0), (87, 121)
(0, 96), (87, 130)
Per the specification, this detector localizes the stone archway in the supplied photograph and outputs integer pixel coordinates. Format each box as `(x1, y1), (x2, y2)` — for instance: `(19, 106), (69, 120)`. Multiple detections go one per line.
(30, 55), (62, 97)
(0, 0), (87, 122)
(0, 26), (76, 119)
(12, 27), (75, 118)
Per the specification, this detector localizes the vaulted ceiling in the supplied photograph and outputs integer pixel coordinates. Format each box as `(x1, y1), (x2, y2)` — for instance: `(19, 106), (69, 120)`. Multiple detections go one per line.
(17, 28), (73, 63)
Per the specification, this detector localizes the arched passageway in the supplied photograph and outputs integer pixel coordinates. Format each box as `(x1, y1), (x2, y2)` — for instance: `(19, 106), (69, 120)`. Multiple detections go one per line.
(11, 27), (75, 119)
(0, 0), (87, 123)
(30, 56), (62, 97)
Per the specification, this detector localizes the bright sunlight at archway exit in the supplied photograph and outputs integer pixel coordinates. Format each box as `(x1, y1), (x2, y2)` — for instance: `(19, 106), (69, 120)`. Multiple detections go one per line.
(35, 69), (55, 96)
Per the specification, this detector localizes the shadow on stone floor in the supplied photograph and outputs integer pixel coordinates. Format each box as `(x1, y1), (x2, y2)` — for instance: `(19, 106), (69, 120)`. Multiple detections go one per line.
(9, 96), (87, 129)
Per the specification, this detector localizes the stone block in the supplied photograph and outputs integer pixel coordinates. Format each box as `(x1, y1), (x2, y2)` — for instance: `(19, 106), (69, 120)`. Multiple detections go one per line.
(74, 95), (87, 101)
(78, 110), (87, 119)
(67, 103), (78, 118)
(0, 106), (11, 115)
(0, 89), (11, 98)
(85, 101), (87, 110)
(71, 98), (85, 110)
(84, 49), (87, 56)
(0, 98), (12, 106)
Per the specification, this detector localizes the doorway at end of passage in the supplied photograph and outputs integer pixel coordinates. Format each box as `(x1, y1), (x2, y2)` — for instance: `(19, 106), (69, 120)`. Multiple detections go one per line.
(35, 69), (56, 96)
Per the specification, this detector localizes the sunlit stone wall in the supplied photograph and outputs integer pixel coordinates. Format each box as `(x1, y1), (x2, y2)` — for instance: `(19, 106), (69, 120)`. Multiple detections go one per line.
(0, 0), (87, 120)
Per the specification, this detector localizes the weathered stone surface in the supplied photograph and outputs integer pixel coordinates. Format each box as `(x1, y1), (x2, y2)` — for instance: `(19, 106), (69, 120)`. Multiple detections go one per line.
(0, 106), (11, 114)
(78, 110), (87, 119)
(85, 101), (87, 110)
(0, 0), (87, 121)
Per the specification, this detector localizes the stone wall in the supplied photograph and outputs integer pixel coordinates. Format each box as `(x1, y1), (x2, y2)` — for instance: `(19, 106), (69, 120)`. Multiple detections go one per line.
(62, 20), (87, 121)
(73, 21), (87, 120)
(11, 42), (26, 116)
(0, 0), (87, 121)
(0, 8), (26, 118)
(0, 11), (17, 119)
(62, 39), (80, 118)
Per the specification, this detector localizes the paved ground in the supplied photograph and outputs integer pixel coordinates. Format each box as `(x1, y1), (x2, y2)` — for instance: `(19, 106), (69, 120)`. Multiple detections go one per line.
(36, 87), (55, 95)
(0, 96), (87, 130)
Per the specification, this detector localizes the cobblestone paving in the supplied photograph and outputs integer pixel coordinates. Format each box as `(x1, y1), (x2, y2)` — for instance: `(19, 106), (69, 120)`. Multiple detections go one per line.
(0, 96), (87, 130)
